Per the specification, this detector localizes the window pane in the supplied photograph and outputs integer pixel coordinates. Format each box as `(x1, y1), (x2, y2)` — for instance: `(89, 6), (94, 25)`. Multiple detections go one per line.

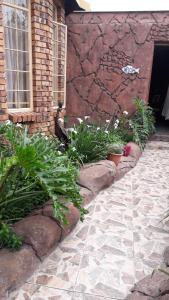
(5, 50), (17, 69)
(17, 9), (28, 30)
(58, 76), (64, 90)
(3, 0), (28, 6)
(18, 52), (29, 71)
(4, 28), (17, 49)
(7, 91), (17, 109)
(6, 71), (18, 90)
(18, 91), (30, 108)
(3, 6), (16, 28)
(58, 60), (65, 75)
(53, 76), (58, 91)
(18, 72), (29, 90)
(18, 30), (28, 51)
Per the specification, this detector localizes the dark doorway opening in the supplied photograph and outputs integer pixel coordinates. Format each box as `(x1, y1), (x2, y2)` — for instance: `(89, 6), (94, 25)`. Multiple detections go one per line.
(149, 44), (169, 129)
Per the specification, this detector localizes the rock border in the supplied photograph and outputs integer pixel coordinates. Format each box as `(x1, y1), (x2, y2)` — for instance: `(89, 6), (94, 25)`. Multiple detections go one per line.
(0, 142), (141, 299)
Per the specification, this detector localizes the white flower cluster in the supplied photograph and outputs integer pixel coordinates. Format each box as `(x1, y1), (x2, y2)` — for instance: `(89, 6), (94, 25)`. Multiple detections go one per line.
(123, 111), (128, 115)
(114, 119), (119, 129)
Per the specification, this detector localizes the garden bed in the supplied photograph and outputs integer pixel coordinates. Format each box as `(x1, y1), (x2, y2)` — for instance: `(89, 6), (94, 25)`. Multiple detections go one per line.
(0, 142), (141, 299)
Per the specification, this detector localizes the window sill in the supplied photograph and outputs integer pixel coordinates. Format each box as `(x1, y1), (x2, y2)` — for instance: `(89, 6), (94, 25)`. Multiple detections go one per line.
(9, 112), (37, 123)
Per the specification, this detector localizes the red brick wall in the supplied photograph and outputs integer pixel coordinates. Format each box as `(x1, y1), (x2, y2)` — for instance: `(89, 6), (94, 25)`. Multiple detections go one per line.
(0, 0), (65, 134)
(0, 1), (8, 122)
(66, 12), (169, 124)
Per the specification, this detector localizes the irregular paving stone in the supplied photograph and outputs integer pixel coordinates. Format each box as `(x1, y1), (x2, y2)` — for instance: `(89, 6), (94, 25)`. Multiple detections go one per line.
(78, 160), (116, 194)
(131, 269), (169, 297)
(14, 215), (62, 258)
(0, 245), (39, 299)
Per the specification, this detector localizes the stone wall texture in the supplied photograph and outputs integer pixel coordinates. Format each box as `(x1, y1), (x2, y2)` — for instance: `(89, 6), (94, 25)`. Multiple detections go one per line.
(0, 0), (65, 134)
(66, 12), (169, 123)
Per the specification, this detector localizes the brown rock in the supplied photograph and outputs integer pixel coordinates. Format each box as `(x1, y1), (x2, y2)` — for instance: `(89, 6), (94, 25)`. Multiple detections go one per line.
(115, 156), (136, 181)
(163, 246), (169, 266)
(14, 215), (62, 258)
(127, 292), (153, 300)
(78, 160), (116, 194)
(61, 203), (81, 238)
(131, 269), (169, 297)
(80, 187), (94, 206)
(126, 142), (142, 161)
(0, 245), (39, 299)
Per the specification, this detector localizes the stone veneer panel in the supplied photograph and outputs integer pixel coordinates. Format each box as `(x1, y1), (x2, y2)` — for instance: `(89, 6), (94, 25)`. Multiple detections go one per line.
(66, 12), (169, 124)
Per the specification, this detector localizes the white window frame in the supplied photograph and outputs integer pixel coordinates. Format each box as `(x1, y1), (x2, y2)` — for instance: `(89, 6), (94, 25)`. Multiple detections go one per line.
(52, 20), (67, 109)
(2, 1), (33, 112)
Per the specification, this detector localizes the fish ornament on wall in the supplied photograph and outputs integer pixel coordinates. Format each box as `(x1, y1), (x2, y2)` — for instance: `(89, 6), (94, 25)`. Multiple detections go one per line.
(122, 65), (140, 74)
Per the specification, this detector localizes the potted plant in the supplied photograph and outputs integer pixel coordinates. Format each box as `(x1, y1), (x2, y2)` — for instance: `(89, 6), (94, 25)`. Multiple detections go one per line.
(107, 143), (124, 166)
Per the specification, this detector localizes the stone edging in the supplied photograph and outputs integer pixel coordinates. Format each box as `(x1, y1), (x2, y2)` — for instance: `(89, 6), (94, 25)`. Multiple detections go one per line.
(0, 142), (141, 300)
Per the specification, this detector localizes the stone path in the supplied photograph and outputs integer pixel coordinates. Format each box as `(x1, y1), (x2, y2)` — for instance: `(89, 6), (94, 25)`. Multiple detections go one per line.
(10, 140), (169, 300)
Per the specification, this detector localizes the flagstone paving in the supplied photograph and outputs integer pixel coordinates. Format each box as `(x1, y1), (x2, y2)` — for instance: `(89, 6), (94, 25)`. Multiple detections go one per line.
(10, 140), (169, 300)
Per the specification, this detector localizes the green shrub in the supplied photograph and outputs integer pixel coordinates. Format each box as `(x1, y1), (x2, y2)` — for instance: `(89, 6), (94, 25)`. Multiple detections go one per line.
(67, 118), (124, 164)
(0, 223), (22, 250)
(130, 97), (155, 149)
(0, 122), (87, 249)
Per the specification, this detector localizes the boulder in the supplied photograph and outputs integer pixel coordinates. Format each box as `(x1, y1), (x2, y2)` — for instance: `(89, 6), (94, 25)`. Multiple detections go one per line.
(80, 187), (94, 206)
(14, 215), (62, 258)
(115, 156), (137, 181)
(126, 142), (142, 160)
(163, 246), (169, 266)
(78, 160), (116, 194)
(61, 203), (81, 238)
(127, 292), (153, 299)
(0, 245), (39, 299)
(130, 269), (169, 298)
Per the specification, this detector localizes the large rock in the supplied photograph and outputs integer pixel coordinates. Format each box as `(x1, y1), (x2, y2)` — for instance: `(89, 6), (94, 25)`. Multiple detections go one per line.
(0, 245), (39, 299)
(115, 156), (136, 181)
(78, 160), (116, 194)
(61, 203), (81, 238)
(127, 292), (153, 299)
(14, 215), (62, 258)
(80, 187), (94, 206)
(130, 269), (169, 298)
(163, 246), (169, 266)
(126, 142), (142, 160)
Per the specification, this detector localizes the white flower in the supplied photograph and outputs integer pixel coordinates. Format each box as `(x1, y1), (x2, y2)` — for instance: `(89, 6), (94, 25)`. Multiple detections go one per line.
(58, 151), (62, 155)
(77, 118), (83, 124)
(105, 130), (109, 134)
(106, 119), (110, 123)
(123, 111), (128, 115)
(73, 130), (77, 134)
(72, 147), (76, 152)
(114, 123), (118, 129)
(16, 123), (22, 128)
(5, 120), (12, 125)
(44, 136), (48, 140)
(97, 127), (100, 130)
(84, 116), (90, 120)
(87, 125), (92, 128)
(114, 119), (119, 125)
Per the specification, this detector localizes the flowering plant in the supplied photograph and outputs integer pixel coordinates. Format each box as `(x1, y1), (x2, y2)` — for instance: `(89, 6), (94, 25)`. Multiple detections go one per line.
(123, 145), (131, 157)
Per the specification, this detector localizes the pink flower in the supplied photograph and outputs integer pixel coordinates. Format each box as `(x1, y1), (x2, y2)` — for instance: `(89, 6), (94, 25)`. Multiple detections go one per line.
(123, 145), (131, 157)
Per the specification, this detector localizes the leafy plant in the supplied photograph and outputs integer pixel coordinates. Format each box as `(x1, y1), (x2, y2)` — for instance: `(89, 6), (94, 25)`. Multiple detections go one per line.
(107, 143), (124, 154)
(0, 223), (22, 250)
(130, 97), (155, 149)
(0, 122), (87, 249)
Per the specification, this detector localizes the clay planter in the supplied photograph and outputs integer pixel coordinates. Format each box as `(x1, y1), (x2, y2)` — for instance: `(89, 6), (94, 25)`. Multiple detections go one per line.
(107, 153), (123, 166)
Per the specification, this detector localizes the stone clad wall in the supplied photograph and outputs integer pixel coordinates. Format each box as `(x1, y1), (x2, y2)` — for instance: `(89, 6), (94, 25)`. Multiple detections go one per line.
(0, 0), (65, 134)
(66, 12), (169, 123)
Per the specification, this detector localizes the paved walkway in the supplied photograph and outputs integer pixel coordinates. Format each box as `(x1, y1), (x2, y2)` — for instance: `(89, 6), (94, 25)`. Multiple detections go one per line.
(11, 140), (169, 300)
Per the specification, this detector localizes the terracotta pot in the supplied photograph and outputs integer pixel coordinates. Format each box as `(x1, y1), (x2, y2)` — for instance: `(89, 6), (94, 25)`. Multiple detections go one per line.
(107, 153), (123, 166)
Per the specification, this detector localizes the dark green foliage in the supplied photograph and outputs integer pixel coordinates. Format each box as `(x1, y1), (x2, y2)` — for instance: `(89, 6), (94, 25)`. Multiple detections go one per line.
(0, 223), (22, 250)
(0, 122), (87, 249)
(130, 98), (155, 149)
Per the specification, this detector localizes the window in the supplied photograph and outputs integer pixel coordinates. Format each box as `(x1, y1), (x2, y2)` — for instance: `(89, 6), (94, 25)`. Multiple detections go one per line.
(52, 4), (67, 108)
(2, 0), (32, 111)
